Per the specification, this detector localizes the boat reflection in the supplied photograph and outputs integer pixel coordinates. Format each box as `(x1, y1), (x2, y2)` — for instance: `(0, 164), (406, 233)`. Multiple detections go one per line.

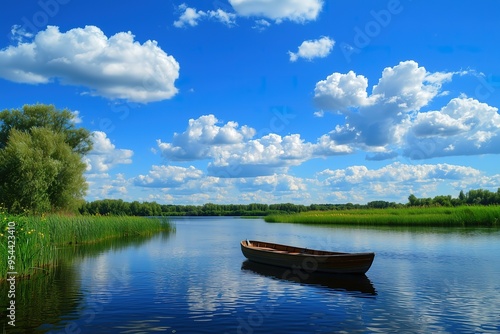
(241, 260), (376, 296)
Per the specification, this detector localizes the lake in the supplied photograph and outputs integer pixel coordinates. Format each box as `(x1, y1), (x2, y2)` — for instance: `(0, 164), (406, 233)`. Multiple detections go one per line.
(1, 217), (500, 333)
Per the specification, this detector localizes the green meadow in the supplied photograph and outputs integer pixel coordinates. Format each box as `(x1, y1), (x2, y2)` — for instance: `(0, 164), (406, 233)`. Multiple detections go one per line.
(0, 211), (174, 279)
(264, 206), (500, 227)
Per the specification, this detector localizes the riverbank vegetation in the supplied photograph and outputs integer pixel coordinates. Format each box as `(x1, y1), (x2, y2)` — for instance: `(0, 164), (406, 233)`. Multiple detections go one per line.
(0, 211), (173, 279)
(264, 206), (500, 227)
(80, 188), (500, 217)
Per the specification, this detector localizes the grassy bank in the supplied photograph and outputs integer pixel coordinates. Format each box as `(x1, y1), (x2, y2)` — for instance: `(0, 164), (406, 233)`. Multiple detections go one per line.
(264, 206), (500, 227)
(0, 212), (174, 279)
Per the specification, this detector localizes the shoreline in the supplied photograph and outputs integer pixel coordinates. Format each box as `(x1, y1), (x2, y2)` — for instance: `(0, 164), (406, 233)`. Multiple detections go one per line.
(0, 215), (174, 279)
(264, 206), (500, 227)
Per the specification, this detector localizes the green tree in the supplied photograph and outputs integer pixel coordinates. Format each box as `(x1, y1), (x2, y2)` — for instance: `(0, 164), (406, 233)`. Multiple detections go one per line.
(408, 194), (418, 206)
(0, 128), (87, 213)
(458, 190), (466, 202)
(0, 104), (92, 213)
(0, 104), (92, 155)
(432, 195), (452, 207)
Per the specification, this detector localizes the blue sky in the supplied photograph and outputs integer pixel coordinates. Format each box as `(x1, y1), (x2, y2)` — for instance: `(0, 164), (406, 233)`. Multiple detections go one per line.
(1, 0), (499, 205)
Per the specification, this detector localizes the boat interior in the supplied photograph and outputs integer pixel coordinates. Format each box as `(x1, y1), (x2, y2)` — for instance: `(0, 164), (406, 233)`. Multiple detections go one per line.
(244, 240), (345, 256)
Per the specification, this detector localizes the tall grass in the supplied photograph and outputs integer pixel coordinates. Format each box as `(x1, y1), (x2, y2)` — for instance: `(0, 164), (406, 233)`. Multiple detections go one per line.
(265, 206), (500, 227)
(0, 211), (173, 279)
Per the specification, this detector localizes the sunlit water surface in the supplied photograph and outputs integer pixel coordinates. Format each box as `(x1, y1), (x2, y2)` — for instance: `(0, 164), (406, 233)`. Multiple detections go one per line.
(1, 217), (500, 333)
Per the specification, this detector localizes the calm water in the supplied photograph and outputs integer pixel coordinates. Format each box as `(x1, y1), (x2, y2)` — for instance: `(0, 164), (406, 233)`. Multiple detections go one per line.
(2, 217), (500, 333)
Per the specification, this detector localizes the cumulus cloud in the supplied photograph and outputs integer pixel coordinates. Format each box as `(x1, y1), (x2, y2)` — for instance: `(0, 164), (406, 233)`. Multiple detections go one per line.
(157, 117), (313, 177)
(122, 160), (495, 204)
(85, 131), (133, 173)
(86, 173), (130, 200)
(134, 165), (203, 188)
(207, 133), (314, 177)
(157, 114), (255, 161)
(0, 25), (180, 103)
(174, 4), (237, 28)
(312, 134), (354, 156)
(174, 0), (323, 28)
(312, 60), (494, 157)
(318, 162), (481, 191)
(314, 60), (453, 113)
(229, 0), (323, 23)
(289, 36), (334, 62)
(157, 114), (354, 178)
(405, 97), (500, 159)
(314, 70), (372, 111)
(174, 5), (206, 27)
(371, 61), (454, 112)
(236, 174), (306, 193)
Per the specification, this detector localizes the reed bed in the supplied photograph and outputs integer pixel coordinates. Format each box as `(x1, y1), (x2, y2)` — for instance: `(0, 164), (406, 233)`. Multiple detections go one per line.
(264, 206), (500, 227)
(0, 212), (173, 279)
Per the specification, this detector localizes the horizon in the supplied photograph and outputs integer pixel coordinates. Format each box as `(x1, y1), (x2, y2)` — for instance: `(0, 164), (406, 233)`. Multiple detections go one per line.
(1, 0), (499, 205)
(82, 186), (495, 207)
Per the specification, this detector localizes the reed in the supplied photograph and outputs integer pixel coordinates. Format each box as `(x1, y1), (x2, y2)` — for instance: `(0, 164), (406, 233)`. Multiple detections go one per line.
(264, 206), (500, 227)
(0, 211), (173, 278)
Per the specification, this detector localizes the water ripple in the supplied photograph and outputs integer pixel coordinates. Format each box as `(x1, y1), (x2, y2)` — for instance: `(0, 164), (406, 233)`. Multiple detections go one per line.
(3, 219), (500, 334)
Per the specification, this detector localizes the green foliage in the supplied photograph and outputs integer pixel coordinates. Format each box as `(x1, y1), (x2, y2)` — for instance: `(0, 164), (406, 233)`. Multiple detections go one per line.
(407, 188), (500, 207)
(79, 200), (305, 216)
(0, 210), (174, 278)
(80, 188), (500, 218)
(0, 128), (87, 213)
(265, 206), (500, 227)
(0, 104), (92, 213)
(0, 104), (92, 155)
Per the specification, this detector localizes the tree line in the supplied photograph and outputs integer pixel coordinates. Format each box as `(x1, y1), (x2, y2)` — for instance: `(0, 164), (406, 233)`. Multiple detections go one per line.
(79, 188), (500, 216)
(408, 188), (500, 207)
(79, 201), (310, 216)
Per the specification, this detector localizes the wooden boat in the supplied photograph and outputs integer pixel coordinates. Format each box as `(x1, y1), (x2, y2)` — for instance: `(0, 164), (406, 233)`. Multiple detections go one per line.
(241, 240), (375, 274)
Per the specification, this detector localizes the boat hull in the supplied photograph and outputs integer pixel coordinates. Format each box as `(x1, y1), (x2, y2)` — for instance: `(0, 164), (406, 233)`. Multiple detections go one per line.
(241, 260), (377, 295)
(241, 240), (374, 274)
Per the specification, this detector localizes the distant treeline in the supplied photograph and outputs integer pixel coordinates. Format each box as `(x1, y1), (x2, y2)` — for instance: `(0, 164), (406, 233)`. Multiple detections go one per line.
(79, 188), (500, 216)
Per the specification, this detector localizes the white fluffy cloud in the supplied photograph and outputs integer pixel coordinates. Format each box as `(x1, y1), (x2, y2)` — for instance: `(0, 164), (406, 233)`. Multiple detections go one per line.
(314, 61), (453, 113)
(289, 36), (334, 62)
(85, 131), (133, 173)
(174, 4), (237, 28)
(371, 61), (454, 112)
(157, 114), (311, 177)
(405, 97), (500, 159)
(236, 174), (306, 193)
(318, 162), (481, 188)
(157, 114), (255, 161)
(103, 160), (497, 204)
(0, 25), (180, 103)
(314, 70), (372, 111)
(134, 165), (203, 188)
(229, 0), (323, 23)
(174, 0), (323, 28)
(86, 173), (130, 200)
(313, 60), (497, 158)
(207, 133), (314, 177)
(173, 5), (205, 27)
(157, 114), (353, 178)
(315, 162), (484, 203)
